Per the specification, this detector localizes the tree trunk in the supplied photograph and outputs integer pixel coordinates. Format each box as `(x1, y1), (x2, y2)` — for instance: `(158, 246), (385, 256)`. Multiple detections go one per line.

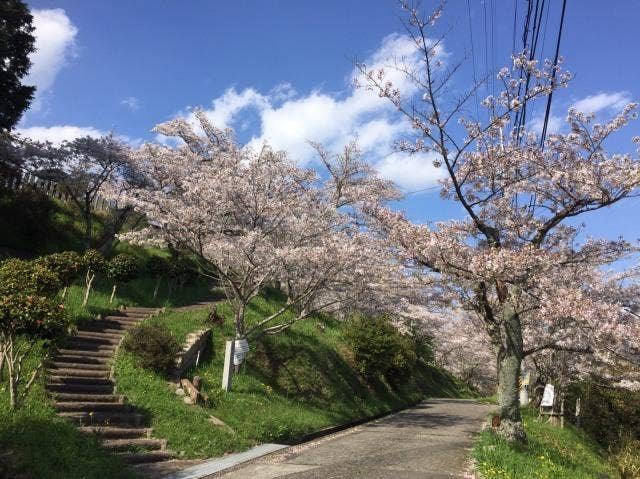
(235, 303), (246, 339)
(152, 276), (161, 299)
(84, 194), (93, 249)
(0, 349), (4, 382)
(6, 351), (16, 410)
(494, 303), (527, 443)
(109, 284), (117, 304)
(61, 286), (68, 301)
(82, 270), (95, 307)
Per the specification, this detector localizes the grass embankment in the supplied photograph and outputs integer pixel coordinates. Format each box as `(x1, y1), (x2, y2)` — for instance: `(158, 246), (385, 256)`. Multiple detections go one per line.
(473, 408), (619, 479)
(115, 293), (469, 459)
(0, 278), (214, 479)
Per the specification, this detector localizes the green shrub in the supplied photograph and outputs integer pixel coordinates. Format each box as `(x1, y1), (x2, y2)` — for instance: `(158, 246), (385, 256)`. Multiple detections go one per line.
(35, 251), (83, 290)
(122, 323), (180, 374)
(344, 314), (417, 382)
(612, 439), (640, 479)
(566, 381), (640, 450)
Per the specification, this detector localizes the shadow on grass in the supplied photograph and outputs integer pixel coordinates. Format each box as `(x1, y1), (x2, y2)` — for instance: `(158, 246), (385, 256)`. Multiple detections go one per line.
(0, 414), (137, 479)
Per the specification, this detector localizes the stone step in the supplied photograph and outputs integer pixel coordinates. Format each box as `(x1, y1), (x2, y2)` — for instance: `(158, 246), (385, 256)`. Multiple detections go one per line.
(46, 382), (114, 394)
(54, 401), (131, 413)
(80, 324), (132, 334)
(120, 306), (160, 313)
(48, 368), (110, 379)
(117, 451), (175, 465)
(48, 376), (114, 386)
(59, 411), (144, 427)
(75, 330), (124, 341)
(53, 393), (123, 403)
(78, 426), (152, 439)
(51, 361), (110, 371)
(55, 353), (111, 363)
(67, 336), (120, 347)
(118, 312), (149, 318)
(58, 346), (115, 357)
(102, 438), (166, 452)
(103, 315), (142, 324)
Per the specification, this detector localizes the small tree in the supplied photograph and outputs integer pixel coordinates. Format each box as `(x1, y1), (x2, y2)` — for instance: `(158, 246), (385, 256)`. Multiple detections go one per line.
(81, 249), (105, 307)
(106, 253), (138, 303)
(0, 259), (67, 409)
(35, 251), (84, 300)
(146, 256), (169, 300)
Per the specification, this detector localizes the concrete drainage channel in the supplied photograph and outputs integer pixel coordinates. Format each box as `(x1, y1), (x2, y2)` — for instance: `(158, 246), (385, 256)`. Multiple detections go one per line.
(164, 444), (288, 479)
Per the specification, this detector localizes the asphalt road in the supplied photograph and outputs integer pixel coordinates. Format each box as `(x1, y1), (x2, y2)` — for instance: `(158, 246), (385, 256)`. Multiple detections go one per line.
(208, 398), (492, 479)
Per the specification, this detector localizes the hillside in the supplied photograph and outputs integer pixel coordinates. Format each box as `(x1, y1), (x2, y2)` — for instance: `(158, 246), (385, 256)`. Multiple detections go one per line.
(115, 292), (469, 459)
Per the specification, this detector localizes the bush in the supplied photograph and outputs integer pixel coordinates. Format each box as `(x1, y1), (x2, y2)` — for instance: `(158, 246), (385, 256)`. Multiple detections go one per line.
(566, 380), (640, 450)
(35, 251), (83, 288)
(344, 314), (417, 382)
(106, 254), (138, 283)
(612, 439), (640, 479)
(122, 323), (180, 374)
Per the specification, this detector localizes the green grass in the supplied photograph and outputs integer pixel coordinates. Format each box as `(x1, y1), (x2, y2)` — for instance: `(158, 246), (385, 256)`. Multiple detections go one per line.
(472, 408), (619, 479)
(114, 293), (470, 459)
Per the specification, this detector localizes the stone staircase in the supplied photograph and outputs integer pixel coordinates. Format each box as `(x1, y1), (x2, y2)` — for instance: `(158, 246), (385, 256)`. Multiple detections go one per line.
(46, 306), (177, 465)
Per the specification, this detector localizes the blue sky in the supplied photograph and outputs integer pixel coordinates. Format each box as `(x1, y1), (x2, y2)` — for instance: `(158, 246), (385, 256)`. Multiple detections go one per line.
(19, 0), (640, 243)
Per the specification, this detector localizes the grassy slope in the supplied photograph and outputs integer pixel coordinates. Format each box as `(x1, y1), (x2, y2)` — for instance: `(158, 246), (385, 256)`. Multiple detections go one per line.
(0, 280), (214, 479)
(473, 408), (618, 479)
(115, 294), (469, 459)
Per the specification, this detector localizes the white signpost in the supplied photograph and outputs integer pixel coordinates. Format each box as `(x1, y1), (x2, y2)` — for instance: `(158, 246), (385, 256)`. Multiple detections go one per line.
(541, 383), (555, 407)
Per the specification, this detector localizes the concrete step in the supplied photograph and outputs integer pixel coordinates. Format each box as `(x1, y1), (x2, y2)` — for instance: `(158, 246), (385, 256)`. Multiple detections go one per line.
(118, 312), (149, 318)
(80, 324), (132, 334)
(103, 316), (142, 324)
(53, 393), (123, 403)
(67, 336), (120, 347)
(48, 376), (114, 386)
(46, 382), (114, 394)
(75, 330), (124, 341)
(59, 411), (144, 427)
(58, 346), (115, 357)
(54, 353), (111, 364)
(117, 450), (175, 465)
(102, 438), (166, 452)
(78, 426), (152, 439)
(48, 368), (110, 379)
(54, 401), (131, 413)
(50, 361), (110, 371)
(120, 306), (160, 313)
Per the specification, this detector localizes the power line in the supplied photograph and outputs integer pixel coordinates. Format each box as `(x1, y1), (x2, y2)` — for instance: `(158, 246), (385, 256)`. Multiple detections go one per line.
(540, 0), (568, 145)
(466, 0), (480, 120)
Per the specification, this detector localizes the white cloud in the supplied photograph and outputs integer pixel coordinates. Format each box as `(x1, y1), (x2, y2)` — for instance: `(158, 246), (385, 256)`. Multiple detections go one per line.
(172, 34), (443, 190)
(121, 96), (140, 111)
(17, 125), (105, 145)
(571, 91), (631, 114)
(374, 152), (446, 191)
(25, 9), (78, 111)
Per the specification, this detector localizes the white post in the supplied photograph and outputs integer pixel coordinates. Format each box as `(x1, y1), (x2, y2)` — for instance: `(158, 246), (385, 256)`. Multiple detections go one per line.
(222, 340), (234, 391)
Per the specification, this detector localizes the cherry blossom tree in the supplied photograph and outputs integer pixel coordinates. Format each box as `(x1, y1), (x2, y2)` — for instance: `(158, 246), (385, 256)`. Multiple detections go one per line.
(358, 2), (640, 441)
(116, 112), (401, 342)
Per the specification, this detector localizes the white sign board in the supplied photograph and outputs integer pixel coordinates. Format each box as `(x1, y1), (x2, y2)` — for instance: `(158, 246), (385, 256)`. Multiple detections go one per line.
(540, 384), (555, 407)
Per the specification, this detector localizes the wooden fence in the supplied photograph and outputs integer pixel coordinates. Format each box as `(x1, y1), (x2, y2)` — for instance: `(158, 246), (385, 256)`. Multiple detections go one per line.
(1, 171), (115, 211)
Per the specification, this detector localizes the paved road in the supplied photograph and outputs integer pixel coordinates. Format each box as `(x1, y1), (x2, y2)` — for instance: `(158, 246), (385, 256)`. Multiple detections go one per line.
(209, 399), (492, 479)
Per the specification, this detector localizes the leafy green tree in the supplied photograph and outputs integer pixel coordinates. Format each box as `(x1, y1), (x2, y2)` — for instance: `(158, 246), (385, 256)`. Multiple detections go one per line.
(0, 0), (36, 132)
(81, 249), (105, 307)
(0, 258), (67, 409)
(106, 253), (138, 303)
(344, 314), (417, 383)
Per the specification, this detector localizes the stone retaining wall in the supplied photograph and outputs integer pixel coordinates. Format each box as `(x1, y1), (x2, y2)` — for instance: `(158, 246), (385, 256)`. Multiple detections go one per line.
(169, 328), (212, 382)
